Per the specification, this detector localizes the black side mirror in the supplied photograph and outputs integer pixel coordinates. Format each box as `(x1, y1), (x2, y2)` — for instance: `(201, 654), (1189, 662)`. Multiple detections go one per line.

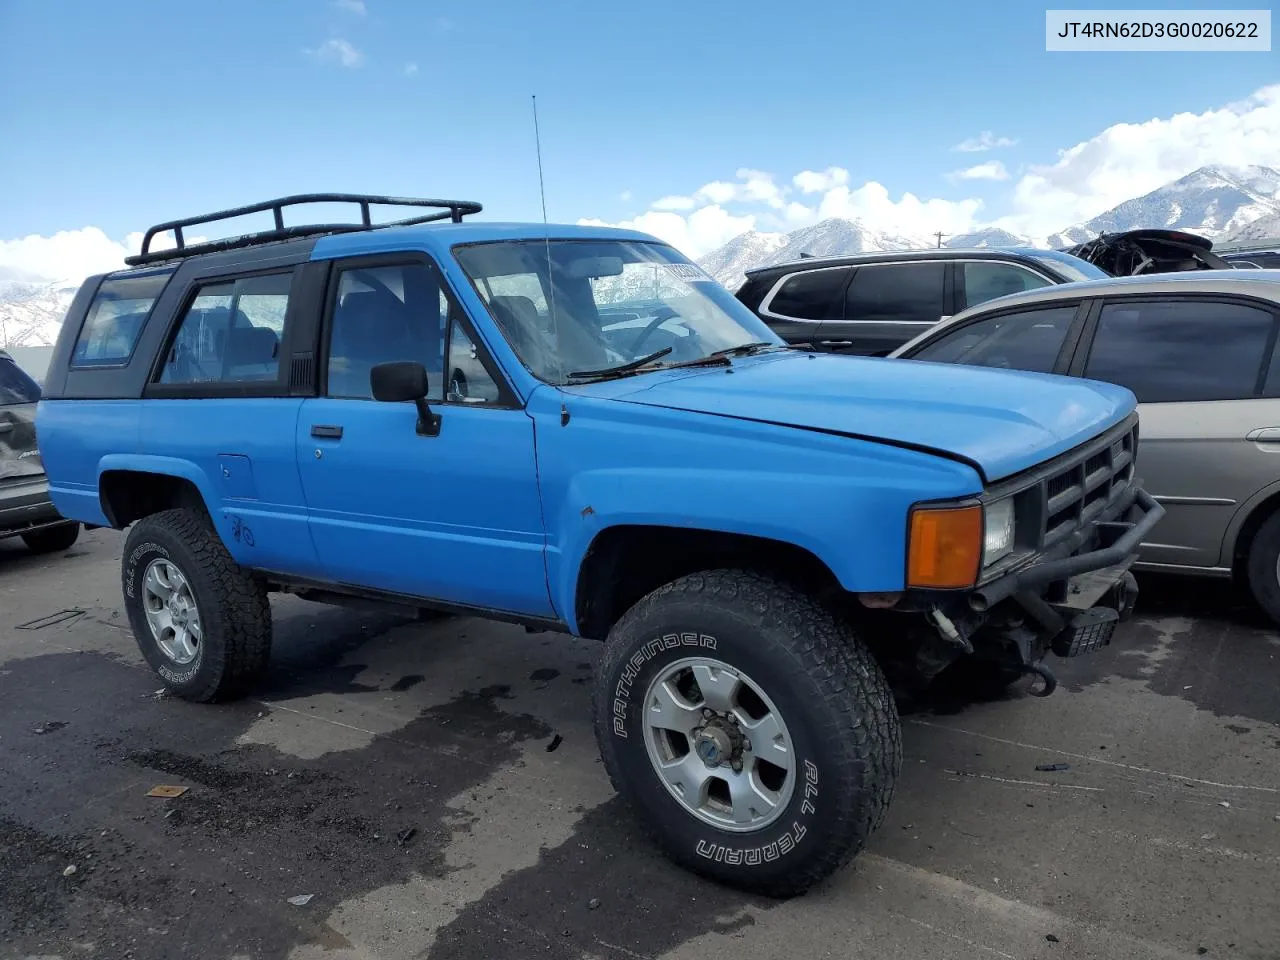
(370, 361), (441, 437)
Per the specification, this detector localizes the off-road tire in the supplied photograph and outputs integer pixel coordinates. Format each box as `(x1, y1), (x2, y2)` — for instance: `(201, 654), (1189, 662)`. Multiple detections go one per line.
(592, 569), (902, 898)
(1245, 509), (1280, 626)
(121, 508), (272, 702)
(21, 521), (80, 554)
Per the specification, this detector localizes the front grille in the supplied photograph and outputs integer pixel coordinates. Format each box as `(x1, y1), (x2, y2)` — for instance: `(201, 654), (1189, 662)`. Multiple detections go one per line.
(1041, 422), (1137, 550)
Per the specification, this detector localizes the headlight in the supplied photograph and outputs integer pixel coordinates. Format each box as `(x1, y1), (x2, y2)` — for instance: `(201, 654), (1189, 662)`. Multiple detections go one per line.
(983, 498), (1015, 566)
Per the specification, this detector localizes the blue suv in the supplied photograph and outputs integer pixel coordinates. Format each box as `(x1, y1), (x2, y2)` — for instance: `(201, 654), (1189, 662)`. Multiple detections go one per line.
(36, 194), (1163, 897)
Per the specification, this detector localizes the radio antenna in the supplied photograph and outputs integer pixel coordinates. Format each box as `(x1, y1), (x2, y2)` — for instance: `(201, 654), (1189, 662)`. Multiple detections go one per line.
(531, 94), (566, 396)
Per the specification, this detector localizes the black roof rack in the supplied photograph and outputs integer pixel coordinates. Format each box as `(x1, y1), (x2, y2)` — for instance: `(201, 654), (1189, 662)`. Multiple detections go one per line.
(124, 193), (483, 266)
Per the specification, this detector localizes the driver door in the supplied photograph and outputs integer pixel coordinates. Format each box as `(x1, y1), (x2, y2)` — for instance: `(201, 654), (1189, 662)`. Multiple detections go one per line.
(295, 254), (554, 617)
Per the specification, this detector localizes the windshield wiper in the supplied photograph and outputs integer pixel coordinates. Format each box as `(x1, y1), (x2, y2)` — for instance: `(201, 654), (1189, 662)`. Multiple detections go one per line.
(566, 347), (673, 381)
(706, 341), (777, 359)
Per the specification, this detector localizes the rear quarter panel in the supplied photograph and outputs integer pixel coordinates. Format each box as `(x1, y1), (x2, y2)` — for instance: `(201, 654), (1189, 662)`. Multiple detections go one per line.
(528, 386), (984, 631)
(38, 399), (142, 524)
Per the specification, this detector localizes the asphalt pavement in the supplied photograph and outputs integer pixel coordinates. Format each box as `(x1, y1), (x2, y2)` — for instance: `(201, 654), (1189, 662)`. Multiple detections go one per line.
(2, 528), (1278, 960)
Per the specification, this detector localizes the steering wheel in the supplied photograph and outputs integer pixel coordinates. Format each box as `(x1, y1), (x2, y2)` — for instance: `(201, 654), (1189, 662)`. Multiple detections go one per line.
(628, 307), (682, 356)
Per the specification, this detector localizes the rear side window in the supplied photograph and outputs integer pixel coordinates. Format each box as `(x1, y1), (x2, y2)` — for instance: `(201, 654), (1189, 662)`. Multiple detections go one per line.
(1084, 299), (1275, 403)
(766, 267), (852, 321)
(909, 305), (1078, 373)
(845, 262), (945, 324)
(0, 357), (41, 405)
(72, 270), (173, 367)
(959, 262), (1052, 310)
(157, 272), (292, 385)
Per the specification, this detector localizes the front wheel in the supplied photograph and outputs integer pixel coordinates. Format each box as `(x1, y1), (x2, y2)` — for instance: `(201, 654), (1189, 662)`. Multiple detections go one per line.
(593, 570), (901, 898)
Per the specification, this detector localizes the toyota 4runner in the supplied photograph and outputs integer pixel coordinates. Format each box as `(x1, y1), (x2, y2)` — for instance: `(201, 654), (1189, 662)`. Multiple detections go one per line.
(36, 194), (1164, 897)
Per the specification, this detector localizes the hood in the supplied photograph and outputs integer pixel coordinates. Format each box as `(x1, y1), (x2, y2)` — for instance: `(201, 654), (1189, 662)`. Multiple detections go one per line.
(588, 352), (1135, 483)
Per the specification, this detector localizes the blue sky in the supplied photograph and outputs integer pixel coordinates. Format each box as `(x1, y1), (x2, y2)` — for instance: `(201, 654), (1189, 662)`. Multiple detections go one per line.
(1, 0), (1277, 275)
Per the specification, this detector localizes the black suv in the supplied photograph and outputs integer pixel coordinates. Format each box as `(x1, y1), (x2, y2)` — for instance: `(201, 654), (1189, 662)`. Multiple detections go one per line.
(734, 247), (1109, 355)
(1, 349), (80, 554)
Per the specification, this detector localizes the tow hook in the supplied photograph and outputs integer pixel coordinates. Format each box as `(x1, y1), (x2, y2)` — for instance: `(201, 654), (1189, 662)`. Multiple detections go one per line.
(1022, 661), (1058, 698)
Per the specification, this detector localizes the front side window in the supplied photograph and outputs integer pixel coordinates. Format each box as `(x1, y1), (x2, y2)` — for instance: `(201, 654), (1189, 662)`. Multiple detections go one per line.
(158, 272), (291, 385)
(0, 356), (41, 405)
(844, 262), (946, 325)
(909, 305), (1079, 373)
(960, 262), (1052, 310)
(453, 240), (783, 383)
(326, 263), (448, 401)
(72, 269), (173, 367)
(766, 267), (852, 321)
(1084, 298), (1275, 403)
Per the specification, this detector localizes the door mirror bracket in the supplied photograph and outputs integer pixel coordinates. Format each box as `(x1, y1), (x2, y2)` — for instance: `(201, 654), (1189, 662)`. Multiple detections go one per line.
(370, 361), (442, 437)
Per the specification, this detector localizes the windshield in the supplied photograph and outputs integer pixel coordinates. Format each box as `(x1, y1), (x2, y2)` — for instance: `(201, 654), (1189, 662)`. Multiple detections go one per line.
(1028, 248), (1109, 283)
(453, 239), (784, 383)
(0, 357), (41, 405)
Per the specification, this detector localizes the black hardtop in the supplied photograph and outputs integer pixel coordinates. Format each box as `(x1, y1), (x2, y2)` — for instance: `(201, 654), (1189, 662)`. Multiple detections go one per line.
(743, 247), (1056, 279)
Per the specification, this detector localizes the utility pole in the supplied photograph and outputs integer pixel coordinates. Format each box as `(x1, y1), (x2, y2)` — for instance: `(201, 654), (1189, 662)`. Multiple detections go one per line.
(933, 231), (948, 249)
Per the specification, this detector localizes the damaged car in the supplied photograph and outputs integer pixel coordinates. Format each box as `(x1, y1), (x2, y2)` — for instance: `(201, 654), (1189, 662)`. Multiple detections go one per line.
(1065, 228), (1233, 276)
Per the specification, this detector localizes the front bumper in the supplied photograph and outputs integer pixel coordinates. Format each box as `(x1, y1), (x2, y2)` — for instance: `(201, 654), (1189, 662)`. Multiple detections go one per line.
(0, 476), (66, 541)
(975, 485), (1163, 664)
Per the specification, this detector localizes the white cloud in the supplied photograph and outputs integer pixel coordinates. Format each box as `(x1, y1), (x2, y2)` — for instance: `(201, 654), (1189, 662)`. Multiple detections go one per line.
(695, 181), (737, 204)
(584, 165), (982, 256)
(948, 160), (1010, 182)
(652, 195), (696, 211)
(952, 131), (1018, 152)
(816, 182), (982, 237)
(1001, 83), (1280, 236)
(577, 205), (757, 259)
(793, 166), (850, 194)
(736, 168), (785, 208)
(305, 38), (363, 68)
(0, 227), (206, 283)
(402, 62), (419, 76)
(332, 0), (366, 14)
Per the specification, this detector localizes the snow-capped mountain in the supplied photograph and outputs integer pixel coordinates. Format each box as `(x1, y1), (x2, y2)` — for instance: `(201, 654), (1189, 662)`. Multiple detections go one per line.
(1045, 165), (1280, 247)
(1225, 210), (1280, 243)
(0, 269), (78, 350)
(698, 231), (787, 287)
(699, 164), (1280, 288)
(942, 227), (1033, 249)
(705, 218), (933, 290)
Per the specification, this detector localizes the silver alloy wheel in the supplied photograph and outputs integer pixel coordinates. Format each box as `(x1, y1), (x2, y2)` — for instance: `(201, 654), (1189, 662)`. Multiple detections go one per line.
(141, 558), (203, 666)
(641, 656), (796, 832)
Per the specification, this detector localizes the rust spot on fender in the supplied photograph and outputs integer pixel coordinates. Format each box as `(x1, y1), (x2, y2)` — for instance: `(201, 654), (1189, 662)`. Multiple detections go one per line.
(580, 505), (595, 518)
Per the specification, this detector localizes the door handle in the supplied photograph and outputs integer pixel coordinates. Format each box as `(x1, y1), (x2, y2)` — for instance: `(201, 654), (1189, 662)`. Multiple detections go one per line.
(0, 422), (13, 435)
(310, 424), (343, 439)
(1246, 427), (1280, 443)
(819, 340), (853, 347)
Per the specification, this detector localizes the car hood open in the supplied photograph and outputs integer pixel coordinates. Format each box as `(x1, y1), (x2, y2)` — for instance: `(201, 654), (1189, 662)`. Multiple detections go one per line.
(591, 352), (1135, 483)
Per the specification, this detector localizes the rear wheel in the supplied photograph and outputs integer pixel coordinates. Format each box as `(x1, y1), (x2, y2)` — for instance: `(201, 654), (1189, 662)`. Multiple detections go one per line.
(1245, 510), (1280, 626)
(122, 508), (272, 702)
(21, 522), (80, 554)
(593, 569), (901, 898)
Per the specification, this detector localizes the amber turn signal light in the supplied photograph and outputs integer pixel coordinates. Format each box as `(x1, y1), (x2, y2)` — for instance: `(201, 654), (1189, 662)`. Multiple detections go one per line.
(907, 504), (982, 589)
